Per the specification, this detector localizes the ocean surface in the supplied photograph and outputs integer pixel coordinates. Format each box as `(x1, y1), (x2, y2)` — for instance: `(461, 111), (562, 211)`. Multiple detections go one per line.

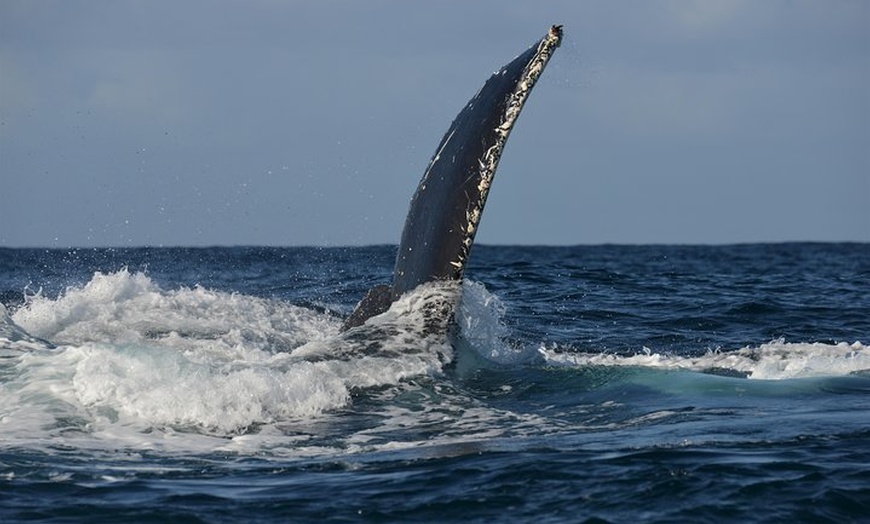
(1, 243), (868, 523)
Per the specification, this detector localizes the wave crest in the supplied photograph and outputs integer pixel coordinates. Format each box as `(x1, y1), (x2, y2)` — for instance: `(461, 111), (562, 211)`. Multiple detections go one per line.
(539, 340), (870, 380)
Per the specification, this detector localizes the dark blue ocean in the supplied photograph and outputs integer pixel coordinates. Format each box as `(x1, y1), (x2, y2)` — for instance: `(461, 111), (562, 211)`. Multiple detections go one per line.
(1, 243), (868, 523)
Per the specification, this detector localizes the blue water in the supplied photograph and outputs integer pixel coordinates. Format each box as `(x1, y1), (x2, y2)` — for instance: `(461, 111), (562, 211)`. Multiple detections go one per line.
(1, 244), (868, 523)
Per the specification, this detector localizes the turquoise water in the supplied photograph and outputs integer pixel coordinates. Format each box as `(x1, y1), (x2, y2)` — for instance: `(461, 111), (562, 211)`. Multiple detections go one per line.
(1, 244), (868, 523)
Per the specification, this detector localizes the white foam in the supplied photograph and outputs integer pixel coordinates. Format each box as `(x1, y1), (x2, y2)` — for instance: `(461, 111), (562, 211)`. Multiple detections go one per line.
(0, 303), (54, 354)
(0, 270), (459, 452)
(3, 269), (865, 457)
(538, 340), (870, 380)
(12, 268), (337, 351)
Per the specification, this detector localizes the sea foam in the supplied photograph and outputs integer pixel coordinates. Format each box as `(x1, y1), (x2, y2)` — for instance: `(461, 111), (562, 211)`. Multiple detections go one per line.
(0, 270), (455, 446)
(538, 340), (870, 380)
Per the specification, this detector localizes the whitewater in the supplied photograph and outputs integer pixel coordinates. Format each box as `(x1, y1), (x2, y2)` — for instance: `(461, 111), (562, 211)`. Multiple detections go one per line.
(1, 244), (868, 522)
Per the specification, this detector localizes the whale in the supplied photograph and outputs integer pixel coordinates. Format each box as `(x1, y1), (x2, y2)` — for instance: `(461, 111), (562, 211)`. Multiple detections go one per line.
(343, 25), (563, 330)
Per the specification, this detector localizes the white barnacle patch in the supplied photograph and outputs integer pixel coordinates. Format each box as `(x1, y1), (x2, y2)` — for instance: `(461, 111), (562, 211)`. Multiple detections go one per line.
(466, 207), (481, 230)
(469, 26), (561, 233)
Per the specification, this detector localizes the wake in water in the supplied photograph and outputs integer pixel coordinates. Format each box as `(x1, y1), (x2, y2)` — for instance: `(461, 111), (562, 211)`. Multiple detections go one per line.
(1, 247), (868, 524)
(0, 270), (463, 443)
(539, 340), (870, 379)
(1, 268), (867, 454)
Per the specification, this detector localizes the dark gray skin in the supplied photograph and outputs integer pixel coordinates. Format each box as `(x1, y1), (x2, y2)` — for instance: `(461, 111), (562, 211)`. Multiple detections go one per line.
(343, 26), (562, 331)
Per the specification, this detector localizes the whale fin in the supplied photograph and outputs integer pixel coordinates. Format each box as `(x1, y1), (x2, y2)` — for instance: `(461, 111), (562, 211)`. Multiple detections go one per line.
(344, 25), (563, 330)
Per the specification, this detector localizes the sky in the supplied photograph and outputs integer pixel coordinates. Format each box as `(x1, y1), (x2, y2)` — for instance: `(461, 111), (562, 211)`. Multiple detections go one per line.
(1, 0), (868, 247)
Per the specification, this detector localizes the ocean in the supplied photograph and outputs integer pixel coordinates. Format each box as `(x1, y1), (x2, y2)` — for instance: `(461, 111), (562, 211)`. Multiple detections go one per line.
(1, 243), (868, 523)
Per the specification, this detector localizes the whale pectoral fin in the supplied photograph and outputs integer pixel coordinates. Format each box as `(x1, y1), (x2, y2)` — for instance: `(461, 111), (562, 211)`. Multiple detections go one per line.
(339, 25), (563, 332)
(342, 284), (393, 330)
(390, 25), (562, 298)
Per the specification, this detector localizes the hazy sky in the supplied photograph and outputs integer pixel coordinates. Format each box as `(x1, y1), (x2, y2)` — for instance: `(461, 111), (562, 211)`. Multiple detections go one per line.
(2, 1), (868, 247)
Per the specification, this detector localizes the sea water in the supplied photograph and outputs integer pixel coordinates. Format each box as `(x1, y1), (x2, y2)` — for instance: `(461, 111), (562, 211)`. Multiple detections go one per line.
(1, 244), (868, 523)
